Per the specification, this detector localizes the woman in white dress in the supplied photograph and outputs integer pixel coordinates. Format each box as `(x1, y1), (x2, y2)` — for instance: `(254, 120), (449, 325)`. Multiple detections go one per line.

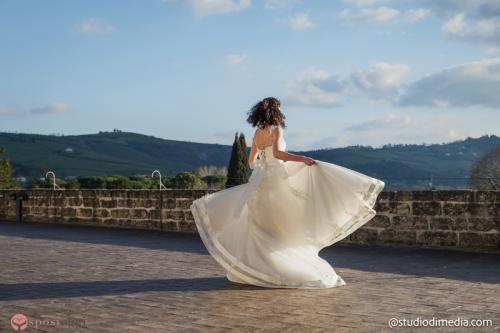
(190, 97), (385, 289)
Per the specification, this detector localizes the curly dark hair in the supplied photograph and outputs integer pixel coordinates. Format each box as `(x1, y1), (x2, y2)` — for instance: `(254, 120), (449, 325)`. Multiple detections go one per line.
(246, 97), (286, 129)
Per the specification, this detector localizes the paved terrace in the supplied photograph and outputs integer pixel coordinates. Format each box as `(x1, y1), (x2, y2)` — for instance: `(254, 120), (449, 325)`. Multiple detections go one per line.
(0, 221), (499, 333)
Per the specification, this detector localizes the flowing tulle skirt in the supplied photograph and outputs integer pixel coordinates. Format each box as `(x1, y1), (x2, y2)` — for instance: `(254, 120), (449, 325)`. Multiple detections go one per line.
(190, 159), (385, 289)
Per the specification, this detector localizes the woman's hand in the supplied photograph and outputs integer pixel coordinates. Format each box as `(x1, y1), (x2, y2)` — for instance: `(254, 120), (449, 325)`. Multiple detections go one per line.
(302, 156), (316, 166)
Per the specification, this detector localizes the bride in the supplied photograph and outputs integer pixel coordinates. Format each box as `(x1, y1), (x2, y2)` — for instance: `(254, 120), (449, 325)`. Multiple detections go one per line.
(190, 97), (385, 289)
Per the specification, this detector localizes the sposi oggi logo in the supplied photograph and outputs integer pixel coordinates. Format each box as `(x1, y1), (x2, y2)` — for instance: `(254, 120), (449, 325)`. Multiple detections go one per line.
(10, 313), (28, 331)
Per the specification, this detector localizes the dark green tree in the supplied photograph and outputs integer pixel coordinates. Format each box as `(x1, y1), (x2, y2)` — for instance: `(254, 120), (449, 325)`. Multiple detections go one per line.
(226, 133), (242, 188)
(172, 172), (202, 189)
(0, 147), (20, 189)
(238, 133), (249, 183)
(226, 132), (249, 188)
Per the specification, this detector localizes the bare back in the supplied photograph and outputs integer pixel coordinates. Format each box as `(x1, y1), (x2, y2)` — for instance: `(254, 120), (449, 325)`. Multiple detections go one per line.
(253, 125), (277, 150)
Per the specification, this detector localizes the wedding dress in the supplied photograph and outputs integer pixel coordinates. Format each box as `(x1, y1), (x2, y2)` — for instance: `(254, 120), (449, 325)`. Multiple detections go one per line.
(190, 125), (385, 289)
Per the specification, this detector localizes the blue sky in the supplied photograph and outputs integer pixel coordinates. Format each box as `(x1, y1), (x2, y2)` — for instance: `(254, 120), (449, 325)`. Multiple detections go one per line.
(1, 0), (499, 150)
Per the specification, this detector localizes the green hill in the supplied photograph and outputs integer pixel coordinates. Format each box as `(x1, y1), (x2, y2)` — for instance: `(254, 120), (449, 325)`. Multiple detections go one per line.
(0, 131), (232, 179)
(0, 130), (498, 189)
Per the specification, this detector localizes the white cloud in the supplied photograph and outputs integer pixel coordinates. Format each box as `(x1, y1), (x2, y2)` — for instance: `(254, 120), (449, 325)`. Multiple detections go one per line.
(442, 14), (500, 45)
(342, 0), (392, 7)
(340, 6), (400, 24)
(30, 102), (71, 115)
(74, 18), (116, 35)
(426, 0), (500, 19)
(286, 58), (500, 110)
(284, 68), (348, 108)
(186, 0), (251, 16)
(351, 62), (409, 100)
(427, 1), (500, 45)
(486, 46), (500, 57)
(285, 62), (410, 108)
(287, 12), (315, 30)
(398, 57), (500, 108)
(316, 113), (478, 148)
(442, 13), (466, 34)
(225, 53), (248, 65)
(264, 0), (300, 10)
(405, 8), (431, 22)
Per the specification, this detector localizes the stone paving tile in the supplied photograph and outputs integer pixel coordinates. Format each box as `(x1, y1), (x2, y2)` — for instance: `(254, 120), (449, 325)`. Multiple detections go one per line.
(0, 220), (499, 333)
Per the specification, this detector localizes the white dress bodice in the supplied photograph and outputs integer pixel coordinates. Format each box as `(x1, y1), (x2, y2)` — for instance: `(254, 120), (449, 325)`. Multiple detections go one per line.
(253, 125), (287, 167)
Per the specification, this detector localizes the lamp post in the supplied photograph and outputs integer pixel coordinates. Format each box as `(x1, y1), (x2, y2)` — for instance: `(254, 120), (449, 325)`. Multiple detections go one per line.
(151, 170), (167, 190)
(45, 171), (62, 190)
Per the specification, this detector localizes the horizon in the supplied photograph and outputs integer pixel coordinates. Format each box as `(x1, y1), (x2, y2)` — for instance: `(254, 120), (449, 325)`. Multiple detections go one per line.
(0, 128), (498, 151)
(1, 1), (500, 150)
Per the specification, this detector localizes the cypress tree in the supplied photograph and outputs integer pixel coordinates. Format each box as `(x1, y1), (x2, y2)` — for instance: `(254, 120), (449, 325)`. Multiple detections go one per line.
(238, 133), (249, 183)
(225, 132), (242, 188)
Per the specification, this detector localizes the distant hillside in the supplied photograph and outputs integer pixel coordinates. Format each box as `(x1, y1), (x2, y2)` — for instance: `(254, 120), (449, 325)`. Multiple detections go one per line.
(0, 131), (232, 178)
(297, 135), (500, 189)
(0, 130), (498, 189)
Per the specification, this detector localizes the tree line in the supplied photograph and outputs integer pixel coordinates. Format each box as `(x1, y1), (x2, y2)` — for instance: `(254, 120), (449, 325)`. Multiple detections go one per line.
(2, 134), (497, 190)
(0, 132), (250, 190)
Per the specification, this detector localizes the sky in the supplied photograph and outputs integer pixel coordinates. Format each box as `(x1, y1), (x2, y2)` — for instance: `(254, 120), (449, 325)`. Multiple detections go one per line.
(1, 0), (499, 151)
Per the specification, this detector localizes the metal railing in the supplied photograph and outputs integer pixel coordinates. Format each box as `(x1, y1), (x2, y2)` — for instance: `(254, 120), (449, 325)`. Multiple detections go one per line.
(1, 176), (499, 191)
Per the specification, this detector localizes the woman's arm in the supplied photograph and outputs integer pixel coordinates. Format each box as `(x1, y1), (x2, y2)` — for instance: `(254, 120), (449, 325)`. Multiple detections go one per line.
(271, 127), (316, 165)
(248, 136), (258, 169)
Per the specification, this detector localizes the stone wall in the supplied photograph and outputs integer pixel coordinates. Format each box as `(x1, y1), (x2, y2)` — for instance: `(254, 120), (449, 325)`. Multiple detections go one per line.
(0, 189), (209, 233)
(0, 189), (498, 252)
(350, 190), (499, 252)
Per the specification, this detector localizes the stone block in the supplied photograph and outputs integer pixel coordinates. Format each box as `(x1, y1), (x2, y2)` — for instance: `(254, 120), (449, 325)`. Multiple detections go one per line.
(486, 204), (500, 217)
(100, 199), (118, 208)
(53, 195), (67, 206)
(130, 209), (149, 219)
(467, 217), (497, 232)
(166, 210), (185, 220)
(459, 232), (500, 249)
(110, 209), (130, 219)
(83, 197), (99, 207)
(176, 198), (192, 209)
(61, 207), (77, 217)
(417, 231), (458, 247)
(374, 202), (410, 215)
(430, 216), (467, 231)
(77, 208), (93, 218)
(349, 228), (378, 244)
(475, 191), (497, 203)
(434, 190), (473, 202)
(442, 202), (489, 217)
(150, 209), (161, 220)
(379, 228), (417, 245)
(94, 209), (110, 218)
(412, 202), (441, 216)
(392, 215), (428, 230)
(162, 198), (176, 209)
(67, 197), (83, 206)
(139, 199), (156, 208)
